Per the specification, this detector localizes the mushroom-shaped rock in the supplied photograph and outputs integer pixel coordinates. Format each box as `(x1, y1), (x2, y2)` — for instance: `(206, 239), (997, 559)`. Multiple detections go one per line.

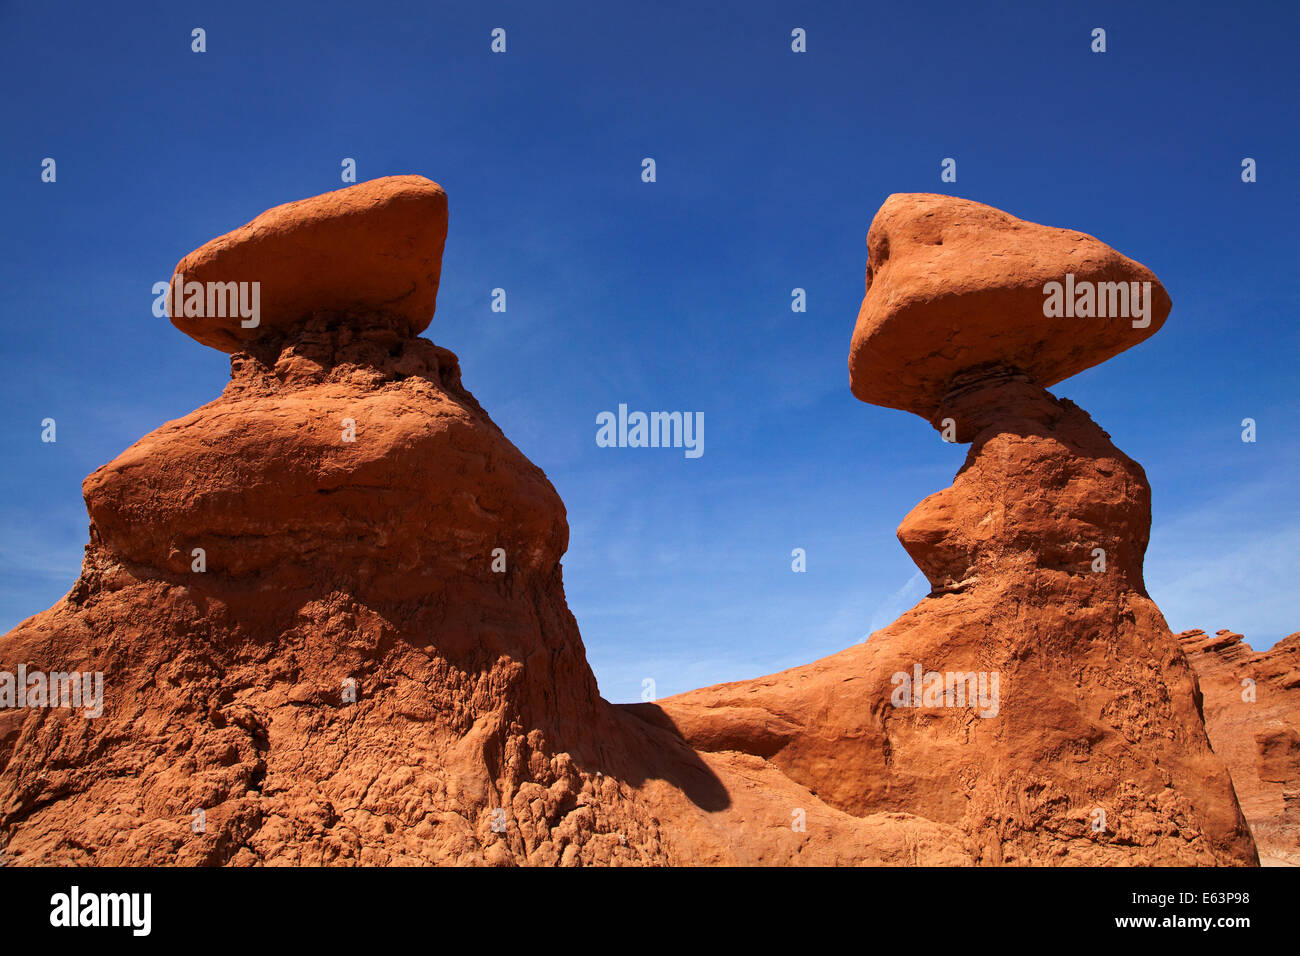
(168, 175), (448, 352)
(646, 196), (1254, 866)
(848, 193), (1171, 418)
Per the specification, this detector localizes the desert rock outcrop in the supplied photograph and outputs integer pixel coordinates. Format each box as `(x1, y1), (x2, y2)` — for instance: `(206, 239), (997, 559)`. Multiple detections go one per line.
(1, 177), (643, 863)
(1181, 628), (1300, 866)
(661, 194), (1254, 865)
(0, 178), (969, 865)
(0, 184), (1258, 866)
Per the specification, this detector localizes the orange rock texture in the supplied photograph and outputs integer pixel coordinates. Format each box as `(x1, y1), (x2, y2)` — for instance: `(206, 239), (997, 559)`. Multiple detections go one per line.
(0, 183), (1259, 865)
(0, 179), (967, 865)
(1180, 629), (1300, 866)
(848, 193), (1171, 419)
(168, 175), (448, 352)
(662, 195), (1253, 865)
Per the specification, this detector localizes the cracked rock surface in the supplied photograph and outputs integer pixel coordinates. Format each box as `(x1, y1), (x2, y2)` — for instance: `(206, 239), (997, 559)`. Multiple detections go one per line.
(659, 195), (1255, 865)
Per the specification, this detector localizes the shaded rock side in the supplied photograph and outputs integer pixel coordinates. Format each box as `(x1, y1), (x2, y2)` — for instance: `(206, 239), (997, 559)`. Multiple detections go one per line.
(1181, 628), (1300, 866)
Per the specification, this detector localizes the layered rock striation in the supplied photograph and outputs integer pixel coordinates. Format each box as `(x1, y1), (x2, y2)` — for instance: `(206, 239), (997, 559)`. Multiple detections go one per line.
(1181, 629), (1300, 866)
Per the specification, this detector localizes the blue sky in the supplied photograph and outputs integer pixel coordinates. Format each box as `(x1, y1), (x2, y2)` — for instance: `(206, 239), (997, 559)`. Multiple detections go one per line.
(2, 1), (1296, 702)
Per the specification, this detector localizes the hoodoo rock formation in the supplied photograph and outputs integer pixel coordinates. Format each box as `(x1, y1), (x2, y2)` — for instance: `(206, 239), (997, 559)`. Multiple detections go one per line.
(0, 183), (1261, 866)
(847, 193), (1171, 420)
(659, 194), (1256, 865)
(1180, 629), (1300, 866)
(1, 175), (659, 864)
(0, 178), (971, 865)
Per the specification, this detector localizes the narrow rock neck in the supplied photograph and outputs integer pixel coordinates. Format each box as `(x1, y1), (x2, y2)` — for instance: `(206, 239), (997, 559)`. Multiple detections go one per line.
(902, 365), (1153, 594)
(928, 364), (1058, 444)
(224, 313), (462, 395)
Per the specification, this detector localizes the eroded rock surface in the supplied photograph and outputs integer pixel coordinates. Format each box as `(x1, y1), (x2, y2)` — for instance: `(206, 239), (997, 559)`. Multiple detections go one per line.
(1181, 629), (1300, 866)
(661, 195), (1254, 865)
(0, 180), (971, 866)
(0, 185), (1257, 866)
(848, 193), (1171, 418)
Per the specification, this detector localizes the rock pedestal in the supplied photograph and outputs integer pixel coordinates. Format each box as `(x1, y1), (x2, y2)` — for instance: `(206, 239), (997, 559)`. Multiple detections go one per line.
(660, 194), (1256, 864)
(0, 185), (1262, 866)
(0, 178), (666, 864)
(1, 179), (983, 866)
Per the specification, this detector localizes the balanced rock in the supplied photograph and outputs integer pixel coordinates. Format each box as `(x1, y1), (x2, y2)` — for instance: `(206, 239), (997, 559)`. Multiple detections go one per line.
(848, 193), (1172, 419)
(1, 179), (975, 866)
(168, 175), (448, 352)
(659, 195), (1255, 865)
(0, 183), (1260, 867)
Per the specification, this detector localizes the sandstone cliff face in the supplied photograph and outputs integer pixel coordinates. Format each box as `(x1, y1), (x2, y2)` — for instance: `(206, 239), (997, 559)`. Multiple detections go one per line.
(0, 183), (1259, 866)
(1180, 629), (1300, 866)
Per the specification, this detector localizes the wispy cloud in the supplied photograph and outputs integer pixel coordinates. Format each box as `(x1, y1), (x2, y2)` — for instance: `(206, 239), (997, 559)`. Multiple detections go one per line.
(1146, 475), (1299, 651)
(866, 570), (930, 637)
(0, 521), (84, 631)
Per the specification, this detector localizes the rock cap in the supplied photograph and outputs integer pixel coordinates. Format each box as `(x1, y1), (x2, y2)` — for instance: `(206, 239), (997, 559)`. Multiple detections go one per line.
(168, 175), (448, 352)
(848, 193), (1171, 418)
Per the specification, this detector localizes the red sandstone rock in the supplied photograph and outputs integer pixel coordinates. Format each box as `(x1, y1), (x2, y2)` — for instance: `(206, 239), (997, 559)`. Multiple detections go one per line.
(83, 322), (566, 602)
(660, 380), (1254, 864)
(0, 181), (968, 866)
(848, 193), (1172, 419)
(0, 185), (1254, 867)
(656, 195), (1251, 865)
(0, 308), (971, 863)
(1180, 629), (1300, 866)
(168, 176), (448, 352)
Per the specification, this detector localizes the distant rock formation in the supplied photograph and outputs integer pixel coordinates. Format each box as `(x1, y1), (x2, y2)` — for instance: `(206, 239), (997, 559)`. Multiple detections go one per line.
(0, 183), (1260, 866)
(1181, 629), (1300, 866)
(660, 194), (1256, 865)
